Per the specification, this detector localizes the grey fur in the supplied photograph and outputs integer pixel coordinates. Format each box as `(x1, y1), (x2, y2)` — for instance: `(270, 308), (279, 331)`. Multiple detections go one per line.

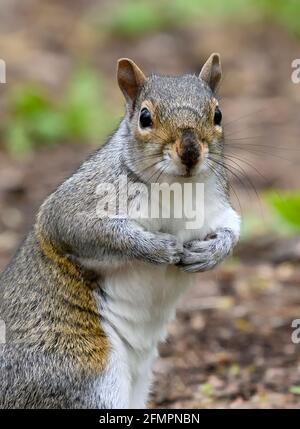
(0, 68), (238, 409)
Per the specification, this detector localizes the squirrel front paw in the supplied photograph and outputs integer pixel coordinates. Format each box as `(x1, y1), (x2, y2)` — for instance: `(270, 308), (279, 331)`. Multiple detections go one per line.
(140, 232), (183, 265)
(178, 228), (236, 273)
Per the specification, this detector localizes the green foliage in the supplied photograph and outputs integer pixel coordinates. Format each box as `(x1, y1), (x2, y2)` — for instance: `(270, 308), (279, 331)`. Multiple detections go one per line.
(254, 0), (300, 37)
(103, 0), (300, 39)
(264, 191), (300, 232)
(5, 86), (64, 155)
(105, 0), (252, 38)
(289, 385), (300, 395)
(108, 1), (171, 37)
(3, 69), (118, 156)
(63, 69), (115, 140)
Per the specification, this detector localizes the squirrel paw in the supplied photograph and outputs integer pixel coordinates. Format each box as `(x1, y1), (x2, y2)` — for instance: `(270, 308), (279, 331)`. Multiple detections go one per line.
(142, 232), (183, 265)
(178, 229), (235, 273)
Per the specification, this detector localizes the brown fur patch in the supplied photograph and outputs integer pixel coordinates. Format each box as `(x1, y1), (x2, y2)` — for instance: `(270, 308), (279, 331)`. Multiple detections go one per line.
(35, 229), (109, 373)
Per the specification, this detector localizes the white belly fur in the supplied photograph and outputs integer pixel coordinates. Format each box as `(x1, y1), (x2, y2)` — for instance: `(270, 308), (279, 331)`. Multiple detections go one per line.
(98, 259), (196, 407)
(94, 178), (240, 407)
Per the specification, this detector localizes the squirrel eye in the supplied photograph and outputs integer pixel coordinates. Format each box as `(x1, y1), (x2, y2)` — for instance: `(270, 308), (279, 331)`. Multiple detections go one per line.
(139, 108), (152, 128)
(214, 106), (222, 126)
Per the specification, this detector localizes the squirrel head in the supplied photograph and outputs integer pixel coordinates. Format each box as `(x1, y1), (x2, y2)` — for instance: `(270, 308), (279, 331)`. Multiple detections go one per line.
(117, 53), (223, 179)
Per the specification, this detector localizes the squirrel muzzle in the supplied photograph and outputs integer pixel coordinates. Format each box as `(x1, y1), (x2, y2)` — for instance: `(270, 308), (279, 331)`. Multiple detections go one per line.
(178, 128), (202, 172)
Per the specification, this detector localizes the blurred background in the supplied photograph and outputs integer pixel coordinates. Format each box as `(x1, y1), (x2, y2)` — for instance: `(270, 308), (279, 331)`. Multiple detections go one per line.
(1, 0), (300, 408)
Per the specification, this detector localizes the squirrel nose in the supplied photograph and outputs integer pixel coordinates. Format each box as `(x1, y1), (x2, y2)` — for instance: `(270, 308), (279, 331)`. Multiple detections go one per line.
(179, 129), (200, 170)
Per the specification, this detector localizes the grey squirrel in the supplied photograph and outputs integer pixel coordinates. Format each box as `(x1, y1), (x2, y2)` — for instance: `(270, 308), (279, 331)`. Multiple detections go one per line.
(0, 53), (240, 409)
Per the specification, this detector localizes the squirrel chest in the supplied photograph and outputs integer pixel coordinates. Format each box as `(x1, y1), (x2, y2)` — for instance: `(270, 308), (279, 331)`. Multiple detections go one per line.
(92, 177), (232, 407)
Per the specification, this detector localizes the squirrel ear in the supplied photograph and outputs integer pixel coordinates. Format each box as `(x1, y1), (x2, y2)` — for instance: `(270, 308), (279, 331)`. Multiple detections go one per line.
(117, 58), (146, 110)
(199, 53), (222, 93)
